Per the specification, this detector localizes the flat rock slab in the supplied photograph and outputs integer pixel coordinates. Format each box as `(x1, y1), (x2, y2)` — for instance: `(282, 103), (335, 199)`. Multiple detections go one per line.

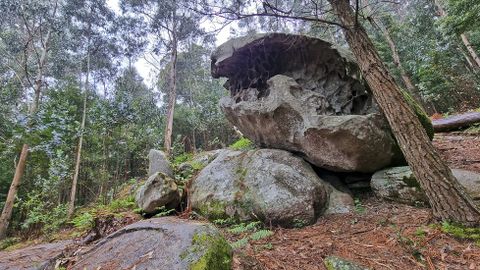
(71, 217), (232, 270)
(0, 240), (72, 270)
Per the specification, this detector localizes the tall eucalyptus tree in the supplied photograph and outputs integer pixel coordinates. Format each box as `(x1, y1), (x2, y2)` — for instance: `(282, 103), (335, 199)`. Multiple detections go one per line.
(120, 0), (205, 155)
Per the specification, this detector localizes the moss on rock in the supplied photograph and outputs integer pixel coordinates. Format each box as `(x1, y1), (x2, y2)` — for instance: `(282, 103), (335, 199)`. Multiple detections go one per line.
(324, 256), (369, 270)
(188, 230), (233, 270)
(198, 201), (229, 220)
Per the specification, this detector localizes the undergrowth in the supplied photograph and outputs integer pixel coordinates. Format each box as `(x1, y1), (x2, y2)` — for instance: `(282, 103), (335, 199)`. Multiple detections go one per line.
(229, 137), (253, 151)
(215, 219), (274, 250)
(441, 221), (480, 245)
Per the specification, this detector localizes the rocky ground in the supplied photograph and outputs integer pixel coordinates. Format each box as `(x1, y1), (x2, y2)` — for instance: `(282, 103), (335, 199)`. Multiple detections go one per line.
(230, 132), (480, 270)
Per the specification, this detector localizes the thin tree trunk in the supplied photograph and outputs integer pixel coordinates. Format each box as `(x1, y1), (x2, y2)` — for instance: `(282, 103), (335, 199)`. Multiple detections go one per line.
(163, 20), (178, 156)
(68, 30), (91, 217)
(460, 33), (480, 68)
(433, 0), (480, 68)
(329, 0), (480, 226)
(364, 1), (432, 112)
(0, 25), (53, 239)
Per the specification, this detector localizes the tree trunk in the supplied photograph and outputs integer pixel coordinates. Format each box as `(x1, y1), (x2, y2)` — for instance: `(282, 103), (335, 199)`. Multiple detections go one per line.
(0, 25), (53, 239)
(433, 0), (480, 68)
(432, 112), (480, 132)
(163, 24), (178, 156)
(329, 0), (480, 226)
(68, 29), (91, 217)
(379, 24), (424, 100)
(364, 1), (433, 113)
(460, 33), (480, 68)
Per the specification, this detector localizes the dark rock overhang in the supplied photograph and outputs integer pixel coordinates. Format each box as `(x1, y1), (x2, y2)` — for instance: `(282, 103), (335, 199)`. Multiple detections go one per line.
(211, 33), (374, 115)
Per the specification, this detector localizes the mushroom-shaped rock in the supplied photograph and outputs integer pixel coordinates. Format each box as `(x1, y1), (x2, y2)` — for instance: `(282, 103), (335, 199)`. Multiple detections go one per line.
(212, 33), (432, 172)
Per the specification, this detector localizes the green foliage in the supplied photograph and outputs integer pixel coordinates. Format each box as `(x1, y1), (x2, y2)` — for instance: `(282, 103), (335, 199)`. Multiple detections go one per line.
(401, 91), (434, 139)
(292, 219), (309, 228)
(226, 221), (273, 250)
(0, 237), (20, 250)
(229, 138), (253, 151)
(19, 193), (69, 235)
(188, 231), (233, 270)
(354, 198), (366, 214)
(174, 153), (193, 165)
(212, 217), (237, 227)
(71, 212), (95, 232)
(441, 221), (480, 244)
(153, 206), (176, 217)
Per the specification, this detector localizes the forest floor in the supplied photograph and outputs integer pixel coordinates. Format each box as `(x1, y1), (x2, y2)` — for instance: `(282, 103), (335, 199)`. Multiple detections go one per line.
(229, 132), (480, 270)
(1, 132), (480, 270)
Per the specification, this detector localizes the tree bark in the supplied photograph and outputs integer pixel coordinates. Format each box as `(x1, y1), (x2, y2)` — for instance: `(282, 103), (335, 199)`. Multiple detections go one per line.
(328, 0), (480, 226)
(460, 33), (480, 68)
(0, 25), (53, 239)
(163, 18), (178, 156)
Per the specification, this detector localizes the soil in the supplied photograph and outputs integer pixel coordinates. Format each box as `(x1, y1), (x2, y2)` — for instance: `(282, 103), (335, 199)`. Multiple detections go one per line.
(230, 132), (480, 270)
(434, 133), (480, 173)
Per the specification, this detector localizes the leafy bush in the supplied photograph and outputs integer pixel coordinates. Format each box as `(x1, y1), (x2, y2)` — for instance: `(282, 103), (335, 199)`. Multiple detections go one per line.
(70, 212), (95, 232)
(20, 193), (69, 235)
(173, 152), (193, 165)
(229, 137), (253, 150)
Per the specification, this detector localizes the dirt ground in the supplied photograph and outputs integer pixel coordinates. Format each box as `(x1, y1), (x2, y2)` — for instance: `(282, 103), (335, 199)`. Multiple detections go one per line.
(231, 133), (480, 270)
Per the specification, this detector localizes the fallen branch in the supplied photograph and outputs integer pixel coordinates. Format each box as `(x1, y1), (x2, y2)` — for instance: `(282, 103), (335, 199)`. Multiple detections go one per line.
(432, 112), (480, 132)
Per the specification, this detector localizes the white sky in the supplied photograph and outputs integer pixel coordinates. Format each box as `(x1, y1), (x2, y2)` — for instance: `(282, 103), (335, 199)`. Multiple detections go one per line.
(106, 0), (233, 86)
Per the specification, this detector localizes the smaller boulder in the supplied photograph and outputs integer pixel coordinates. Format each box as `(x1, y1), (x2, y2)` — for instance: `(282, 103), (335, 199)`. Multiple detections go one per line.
(324, 256), (369, 270)
(148, 149), (173, 178)
(135, 172), (180, 214)
(371, 166), (480, 205)
(177, 149), (228, 178)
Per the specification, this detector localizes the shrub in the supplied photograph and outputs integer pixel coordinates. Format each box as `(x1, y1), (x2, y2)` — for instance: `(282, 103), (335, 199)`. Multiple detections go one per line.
(229, 137), (253, 150)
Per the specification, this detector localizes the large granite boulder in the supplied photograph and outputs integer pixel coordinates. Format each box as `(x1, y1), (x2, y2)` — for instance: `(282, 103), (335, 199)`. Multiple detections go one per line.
(190, 149), (353, 227)
(371, 166), (480, 205)
(71, 217), (232, 270)
(211, 33), (432, 173)
(148, 149), (173, 178)
(135, 172), (181, 214)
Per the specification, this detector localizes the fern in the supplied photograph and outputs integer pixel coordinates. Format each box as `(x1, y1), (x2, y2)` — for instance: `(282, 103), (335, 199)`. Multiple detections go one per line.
(249, 229), (273, 241)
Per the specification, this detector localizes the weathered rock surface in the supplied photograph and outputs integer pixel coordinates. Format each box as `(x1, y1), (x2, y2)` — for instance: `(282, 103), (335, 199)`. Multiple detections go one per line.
(324, 256), (369, 270)
(212, 33), (432, 173)
(177, 149), (227, 178)
(190, 149), (353, 227)
(148, 149), (173, 178)
(135, 172), (180, 214)
(371, 166), (480, 205)
(0, 240), (72, 270)
(71, 217), (232, 270)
